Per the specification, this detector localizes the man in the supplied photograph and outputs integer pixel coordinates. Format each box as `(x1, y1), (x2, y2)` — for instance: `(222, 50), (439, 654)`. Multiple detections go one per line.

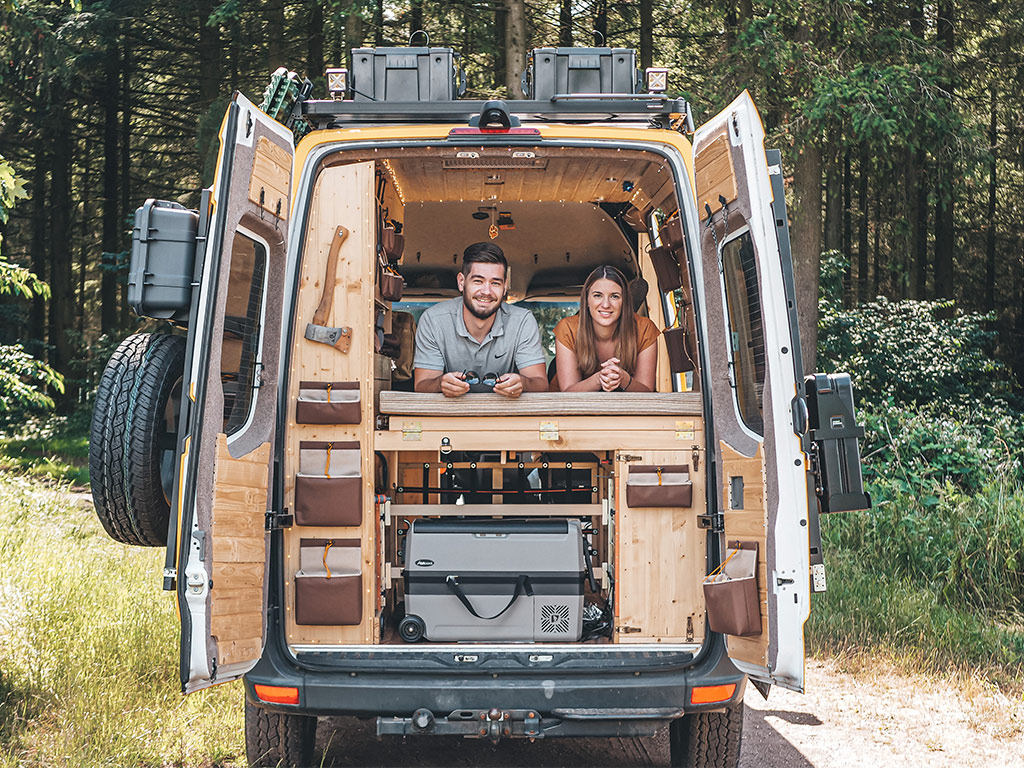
(414, 243), (547, 398)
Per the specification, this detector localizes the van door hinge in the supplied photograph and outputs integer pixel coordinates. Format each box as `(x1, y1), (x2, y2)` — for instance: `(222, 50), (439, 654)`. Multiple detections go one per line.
(697, 512), (724, 532)
(253, 361), (265, 388)
(265, 509), (294, 531)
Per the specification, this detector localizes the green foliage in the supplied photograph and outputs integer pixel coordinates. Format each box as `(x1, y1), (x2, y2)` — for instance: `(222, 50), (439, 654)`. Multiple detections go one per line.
(0, 474), (244, 766)
(0, 155), (64, 415)
(818, 253), (1011, 407)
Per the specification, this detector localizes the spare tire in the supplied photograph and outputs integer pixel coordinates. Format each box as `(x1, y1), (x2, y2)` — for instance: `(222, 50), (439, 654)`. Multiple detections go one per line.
(90, 333), (186, 546)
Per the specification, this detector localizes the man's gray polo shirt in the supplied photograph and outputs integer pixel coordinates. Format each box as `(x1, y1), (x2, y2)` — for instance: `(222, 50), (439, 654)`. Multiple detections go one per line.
(414, 297), (545, 375)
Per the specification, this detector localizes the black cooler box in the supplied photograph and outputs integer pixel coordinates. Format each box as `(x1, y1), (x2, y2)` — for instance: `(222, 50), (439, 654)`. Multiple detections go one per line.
(402, 519), (585, 642)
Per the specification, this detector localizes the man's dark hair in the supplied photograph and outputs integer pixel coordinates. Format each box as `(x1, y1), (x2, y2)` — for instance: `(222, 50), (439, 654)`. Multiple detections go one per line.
(462, 242), (508, 277)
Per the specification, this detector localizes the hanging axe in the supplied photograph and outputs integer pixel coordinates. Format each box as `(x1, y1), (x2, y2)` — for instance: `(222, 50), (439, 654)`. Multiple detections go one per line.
(304, 225), (352, 352)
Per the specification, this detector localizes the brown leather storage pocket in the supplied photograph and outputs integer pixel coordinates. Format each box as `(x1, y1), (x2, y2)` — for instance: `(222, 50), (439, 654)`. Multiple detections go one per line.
(295, 538), (362, 625)
(379, 268), (403, 302)
(295, 441), (361, 526)
(296, 381), (360, 424)
(703, 540), (761, 636)
(659, 216), (685, 249)
(649, 245), (683, 292)
(626, 464), (693, 507)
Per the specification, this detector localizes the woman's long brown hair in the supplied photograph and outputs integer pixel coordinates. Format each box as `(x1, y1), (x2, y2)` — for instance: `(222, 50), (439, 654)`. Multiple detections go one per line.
(575, 266), (639, 378)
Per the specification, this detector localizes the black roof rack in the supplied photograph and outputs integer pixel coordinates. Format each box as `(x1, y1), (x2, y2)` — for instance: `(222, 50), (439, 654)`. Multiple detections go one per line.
(301, 96), (693, 131)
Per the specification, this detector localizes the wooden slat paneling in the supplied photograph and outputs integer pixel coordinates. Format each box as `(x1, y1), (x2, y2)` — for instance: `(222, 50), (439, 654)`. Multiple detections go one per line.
(209, 434), (271, 667)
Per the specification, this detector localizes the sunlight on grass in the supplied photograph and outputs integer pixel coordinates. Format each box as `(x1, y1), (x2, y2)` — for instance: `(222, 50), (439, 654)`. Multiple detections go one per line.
(0, 474), (244, 767)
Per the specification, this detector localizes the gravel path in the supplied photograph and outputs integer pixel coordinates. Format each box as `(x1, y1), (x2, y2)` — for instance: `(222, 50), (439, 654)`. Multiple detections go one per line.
(316, 659), (1023, 767)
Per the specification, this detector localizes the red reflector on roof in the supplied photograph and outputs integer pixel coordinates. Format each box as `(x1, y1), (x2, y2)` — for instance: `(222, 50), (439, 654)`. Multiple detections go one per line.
(690, 683), (736, 705)
(254, 684), (300, 705)
(448, 127), (541, 136)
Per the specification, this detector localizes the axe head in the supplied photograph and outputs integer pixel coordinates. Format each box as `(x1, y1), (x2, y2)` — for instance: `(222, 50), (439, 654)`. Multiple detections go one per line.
(304, 323), (352, 353)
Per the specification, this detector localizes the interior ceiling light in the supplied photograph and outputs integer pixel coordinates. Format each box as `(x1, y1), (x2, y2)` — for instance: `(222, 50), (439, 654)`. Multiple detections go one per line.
(442, 157), (548, 170)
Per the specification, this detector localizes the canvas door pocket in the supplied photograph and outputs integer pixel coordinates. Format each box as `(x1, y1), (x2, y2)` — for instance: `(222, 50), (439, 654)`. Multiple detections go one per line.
(296, 381), (361, 424)
(378, 251), (404, 302)
(659, 215), (685, 249)
(625, 464), (693, 508)
(295, 538), (363, 625)
(664, 325), (696, 373)
(702, 540), (761, 636)
(294, 441), (362, 526)
(649, 245), (683, 292)
(380, 226), (405, 262)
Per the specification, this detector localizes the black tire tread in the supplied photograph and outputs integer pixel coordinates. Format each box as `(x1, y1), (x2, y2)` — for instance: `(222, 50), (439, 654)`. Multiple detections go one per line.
(669, 702), (743, 768)
(245, 698), (317, 768)
(89, 333), (185, 547)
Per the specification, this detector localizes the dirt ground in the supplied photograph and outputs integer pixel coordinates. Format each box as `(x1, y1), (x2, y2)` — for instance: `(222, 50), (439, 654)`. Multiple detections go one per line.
(316, 658), (1024, 767)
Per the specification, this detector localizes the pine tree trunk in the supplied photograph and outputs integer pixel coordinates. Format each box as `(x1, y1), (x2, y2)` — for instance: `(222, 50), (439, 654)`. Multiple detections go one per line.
(594, 0), (607, 45)
(842, 148), (851, 303)
(48, 94), (76, 410)
(120, 30), (132, 327)
(197, 0), (221, 105)
(504, 0), (527, 98)
(823, 126), (841, 252)
(494, 6), (507, 89)
(933, 0), (955, 299)
(985, 83), (997, 310)
(639, 0), (653, 69)
(267, 0), (286, 71)
(914, 150), (929, 298)
(29, 145), (48, 347)
(559, 0), (573, 46)
(101, 35), (120, 334)
(790, 143), (823, 374)
(410, 0), (424, 42)
(857, 143), (869, 303)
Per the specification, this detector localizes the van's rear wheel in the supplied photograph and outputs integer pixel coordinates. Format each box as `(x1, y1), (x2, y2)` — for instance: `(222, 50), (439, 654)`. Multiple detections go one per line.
(245, 698), (317, 768)
(89, 332), (185, 546)
(669, 702), (743, 768)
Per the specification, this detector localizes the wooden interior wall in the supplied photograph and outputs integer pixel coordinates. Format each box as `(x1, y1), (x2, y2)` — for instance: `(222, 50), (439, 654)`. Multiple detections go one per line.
(282, 161), (378, 646)
(719, 441), (769, 666)
(615, 444), (707, 643)
(209, 433), (271, 666)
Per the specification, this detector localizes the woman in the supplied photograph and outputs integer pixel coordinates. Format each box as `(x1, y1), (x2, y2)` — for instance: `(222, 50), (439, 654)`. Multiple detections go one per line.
(554, 266), (659, 392)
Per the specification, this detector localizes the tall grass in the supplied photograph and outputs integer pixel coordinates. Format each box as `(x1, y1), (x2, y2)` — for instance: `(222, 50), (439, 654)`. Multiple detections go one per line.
(0, 474), (244, 767)
(806, 406), (1024, 691)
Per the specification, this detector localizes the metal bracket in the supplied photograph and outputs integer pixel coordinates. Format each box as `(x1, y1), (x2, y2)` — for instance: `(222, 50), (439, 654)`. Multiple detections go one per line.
(265, 509), (294, 531)
(697, 513), (724, 532)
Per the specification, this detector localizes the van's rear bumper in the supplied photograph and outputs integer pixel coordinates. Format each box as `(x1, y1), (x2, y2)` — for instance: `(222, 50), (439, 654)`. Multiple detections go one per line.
(243, 633), (744, 735)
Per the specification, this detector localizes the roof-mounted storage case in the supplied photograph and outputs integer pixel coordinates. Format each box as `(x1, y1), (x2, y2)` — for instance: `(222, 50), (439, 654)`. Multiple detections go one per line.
(350, 47), (464, 102)
(524, 47), (639, 100)
(127, 199), (199, 322)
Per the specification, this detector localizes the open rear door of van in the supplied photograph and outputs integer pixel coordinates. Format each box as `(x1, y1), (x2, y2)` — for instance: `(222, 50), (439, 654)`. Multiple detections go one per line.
(692, 91), (811, 693)
(174, 93), (294, 692)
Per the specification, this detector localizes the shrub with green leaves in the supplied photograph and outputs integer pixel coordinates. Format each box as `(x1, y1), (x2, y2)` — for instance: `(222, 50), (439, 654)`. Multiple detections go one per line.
(818, 253), (1010, 408)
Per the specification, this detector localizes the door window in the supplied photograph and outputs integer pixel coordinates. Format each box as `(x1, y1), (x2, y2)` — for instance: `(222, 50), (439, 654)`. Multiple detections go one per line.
(720, 230), (765, 436)
(221, 231), (267, 434)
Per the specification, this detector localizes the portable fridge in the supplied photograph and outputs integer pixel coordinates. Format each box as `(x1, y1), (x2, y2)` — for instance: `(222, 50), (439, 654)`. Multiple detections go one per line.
(401, 518), (585, 642)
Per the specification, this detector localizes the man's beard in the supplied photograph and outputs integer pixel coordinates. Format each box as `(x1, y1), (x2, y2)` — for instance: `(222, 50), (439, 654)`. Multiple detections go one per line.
(464, 292), (502, 320)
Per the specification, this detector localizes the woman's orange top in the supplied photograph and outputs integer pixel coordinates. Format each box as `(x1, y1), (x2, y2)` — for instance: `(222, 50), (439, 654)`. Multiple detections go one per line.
(553, 314), (660, 367)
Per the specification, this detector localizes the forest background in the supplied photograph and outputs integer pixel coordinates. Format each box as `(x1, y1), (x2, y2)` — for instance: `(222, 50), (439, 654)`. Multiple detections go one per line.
(0, 1), (1022, 759)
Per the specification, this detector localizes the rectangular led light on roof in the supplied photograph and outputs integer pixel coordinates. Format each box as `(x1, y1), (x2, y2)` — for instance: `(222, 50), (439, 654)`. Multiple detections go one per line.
(441, 157), (548, 170)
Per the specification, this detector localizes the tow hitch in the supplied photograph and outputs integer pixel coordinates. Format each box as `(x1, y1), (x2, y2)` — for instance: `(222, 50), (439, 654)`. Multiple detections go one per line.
(377, 708), (543, 742)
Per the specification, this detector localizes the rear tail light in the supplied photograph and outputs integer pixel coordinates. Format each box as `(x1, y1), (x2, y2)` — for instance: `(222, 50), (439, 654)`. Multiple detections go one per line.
(690, 683), (736, 705)
(254, 684), (300, 705)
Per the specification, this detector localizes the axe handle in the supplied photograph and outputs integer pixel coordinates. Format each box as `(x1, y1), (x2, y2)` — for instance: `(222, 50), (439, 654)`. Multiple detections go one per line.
(311, 226), (349, 328)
